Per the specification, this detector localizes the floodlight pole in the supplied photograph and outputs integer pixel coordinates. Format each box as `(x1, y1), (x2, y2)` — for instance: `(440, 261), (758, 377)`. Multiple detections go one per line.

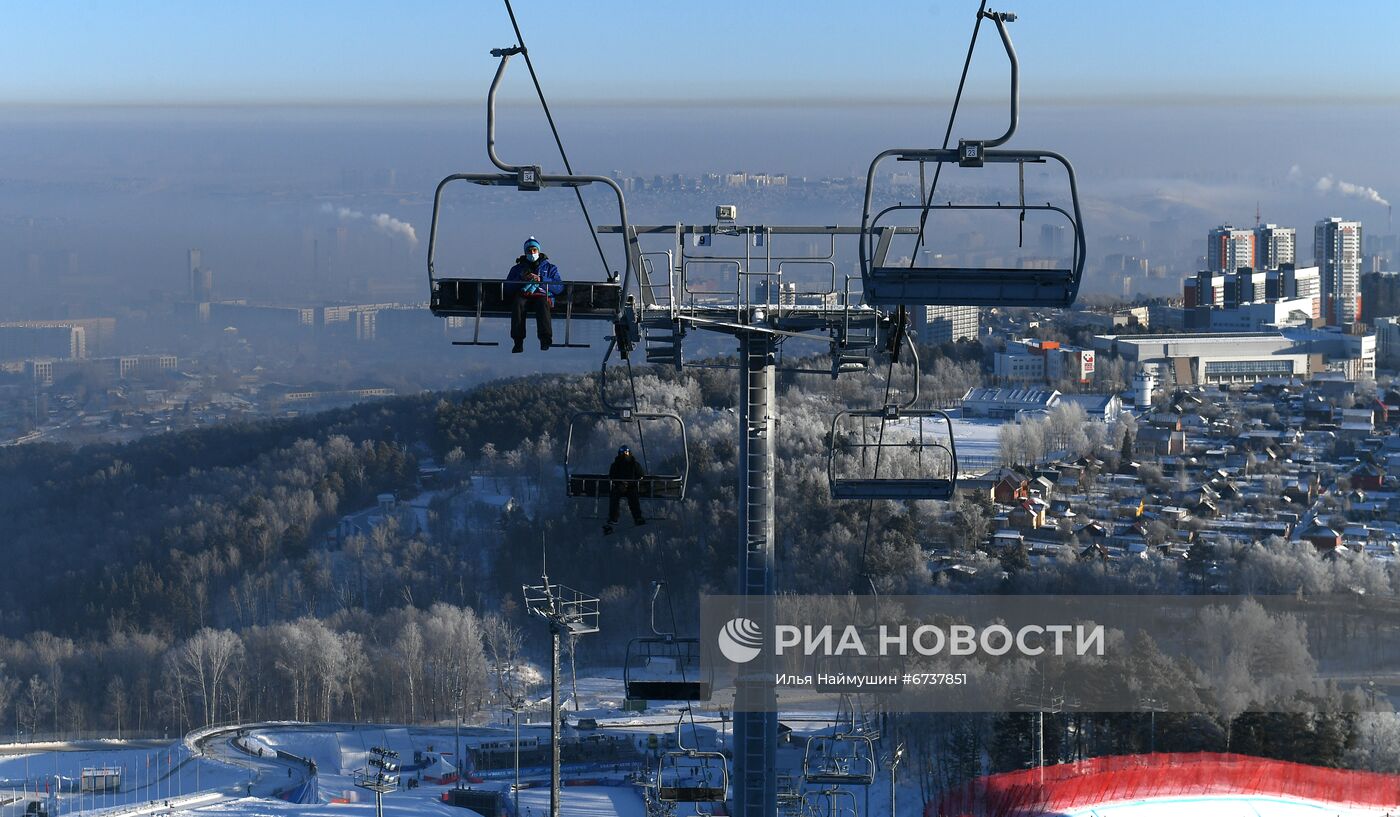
(453, 685), (462, 790)
(512, 697), (523, 817)
(1139, 697), (1166, 756)
(356, 746), (398, 817)
(522, 574), (598, 817)
(890, 742), (905, 817)
(1037, 710), (1044, 786)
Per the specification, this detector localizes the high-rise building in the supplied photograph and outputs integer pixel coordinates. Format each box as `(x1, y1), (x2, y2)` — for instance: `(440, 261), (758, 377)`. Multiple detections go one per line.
(913, 305), (980, 344)
(188, 248), (212, 302)
(1207, 225), (1255, 273)
(1184, 264), (1322, 328)
(1254, 224), (1295, 268)
(1185, 268), (1267, 309)
(0, 323), (86, 362)
(1275, 264), (1322, 320)
(1185, 271), (1225, 308)
(1362, 271), (1400, 323)
(1376, 316), (1400, 366)
(994, 338), (1095, 384)
(1314, 218), (1363, 325)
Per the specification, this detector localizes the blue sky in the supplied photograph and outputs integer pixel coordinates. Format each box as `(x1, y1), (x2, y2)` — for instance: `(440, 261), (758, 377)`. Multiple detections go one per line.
(3, 1), (1398, 105)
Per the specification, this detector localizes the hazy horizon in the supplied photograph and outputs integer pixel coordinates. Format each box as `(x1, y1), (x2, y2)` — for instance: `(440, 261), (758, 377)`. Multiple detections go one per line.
(2, 98), (1395, 321)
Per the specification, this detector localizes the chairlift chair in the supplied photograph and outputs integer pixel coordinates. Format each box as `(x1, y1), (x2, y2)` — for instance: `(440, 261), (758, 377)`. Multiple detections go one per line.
(827, 335), (958, 501)
(858, 10), (1086, 309)
(802, 733), (876, 786)
(828, 407), (958, 501)
(564, 409), (689, 503)
(801, 787), (860, 817)
(425, 46), (641, 347)
(657, 717), (728, 803)
(624, 582), (712, 701)
(626, 644), (709, 700)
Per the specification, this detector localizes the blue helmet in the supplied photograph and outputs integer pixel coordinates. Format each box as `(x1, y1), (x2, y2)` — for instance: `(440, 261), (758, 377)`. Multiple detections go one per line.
(618, 445), (631, 455)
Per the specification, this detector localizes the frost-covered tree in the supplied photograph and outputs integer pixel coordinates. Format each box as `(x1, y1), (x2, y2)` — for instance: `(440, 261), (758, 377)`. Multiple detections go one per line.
(174, 628), (243, 727)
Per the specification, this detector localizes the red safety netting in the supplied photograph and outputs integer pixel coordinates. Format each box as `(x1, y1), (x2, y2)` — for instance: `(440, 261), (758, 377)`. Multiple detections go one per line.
(929, 752), (1400, 817)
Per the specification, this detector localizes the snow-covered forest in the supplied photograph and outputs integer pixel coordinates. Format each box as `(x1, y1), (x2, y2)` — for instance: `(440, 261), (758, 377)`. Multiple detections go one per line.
(1, 349), (1398, 775)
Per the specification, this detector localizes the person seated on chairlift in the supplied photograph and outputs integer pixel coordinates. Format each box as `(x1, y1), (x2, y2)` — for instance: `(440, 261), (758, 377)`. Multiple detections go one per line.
(505, 236), (563, 353)
(603, 445), (647, 535)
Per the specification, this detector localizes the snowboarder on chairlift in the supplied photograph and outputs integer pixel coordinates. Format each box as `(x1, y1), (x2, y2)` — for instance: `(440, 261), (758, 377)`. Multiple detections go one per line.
(505, 236), (563, 353)
(603, 445), (646, 535)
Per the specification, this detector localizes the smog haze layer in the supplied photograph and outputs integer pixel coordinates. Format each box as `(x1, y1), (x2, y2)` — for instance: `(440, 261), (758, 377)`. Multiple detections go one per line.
(2, 100), (1396, 318)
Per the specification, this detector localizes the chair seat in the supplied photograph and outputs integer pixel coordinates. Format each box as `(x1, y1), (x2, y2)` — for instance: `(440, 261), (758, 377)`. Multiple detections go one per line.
(865, 266), (1075, 308)
(624, 680), (712, 701)
(803, 772), (875, 785)
(567, 474), (684, 499)
(831, 478), (953, 501)
(430, 278), (622, 318)
(658, 786), (726, 803)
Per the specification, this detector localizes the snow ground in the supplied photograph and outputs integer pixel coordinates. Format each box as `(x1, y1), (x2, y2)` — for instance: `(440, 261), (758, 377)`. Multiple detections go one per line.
(0, 743), (250, 817)
(511, 787), (642, 817)
(949, 415), (1007, 466)
(7, 673), (1395, 817)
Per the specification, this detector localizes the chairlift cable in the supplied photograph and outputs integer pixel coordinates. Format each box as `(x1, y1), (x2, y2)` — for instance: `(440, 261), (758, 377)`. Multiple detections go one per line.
(501, 0), (611, 275)
(910, 0), (990, 264)
(663, 584), (692, 689)
(649, 578), (690, 690)
(856, 0), (986, 593)
(855, 325), (909, 576)
(622, 357), (652, 473)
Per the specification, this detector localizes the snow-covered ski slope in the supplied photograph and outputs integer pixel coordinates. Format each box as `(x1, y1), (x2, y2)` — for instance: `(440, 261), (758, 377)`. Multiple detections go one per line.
(6, 684), (1399, 817)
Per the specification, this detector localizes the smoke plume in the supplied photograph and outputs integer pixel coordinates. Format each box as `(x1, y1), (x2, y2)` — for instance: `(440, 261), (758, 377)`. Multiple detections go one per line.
(1315, 175), (1390, 208)
(321, 203), (419, 248)
(1293, 165), (1390, 208)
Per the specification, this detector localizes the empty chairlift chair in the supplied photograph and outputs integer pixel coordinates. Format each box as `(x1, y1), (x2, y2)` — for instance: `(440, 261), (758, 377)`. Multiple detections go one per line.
(657, 719), (728, 803)
(827, 406), (958, 501)
(858, 10), (1085, 309)
(827, 337), (958, 501)
(624, 581), (712, 702)
(802, 733), (876, 786)
(802, 787), (861, 817)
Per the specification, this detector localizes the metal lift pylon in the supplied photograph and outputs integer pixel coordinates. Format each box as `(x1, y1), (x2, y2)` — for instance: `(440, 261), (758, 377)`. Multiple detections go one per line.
(598, 216), (939, 817)
(734, 329), (778, 817)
